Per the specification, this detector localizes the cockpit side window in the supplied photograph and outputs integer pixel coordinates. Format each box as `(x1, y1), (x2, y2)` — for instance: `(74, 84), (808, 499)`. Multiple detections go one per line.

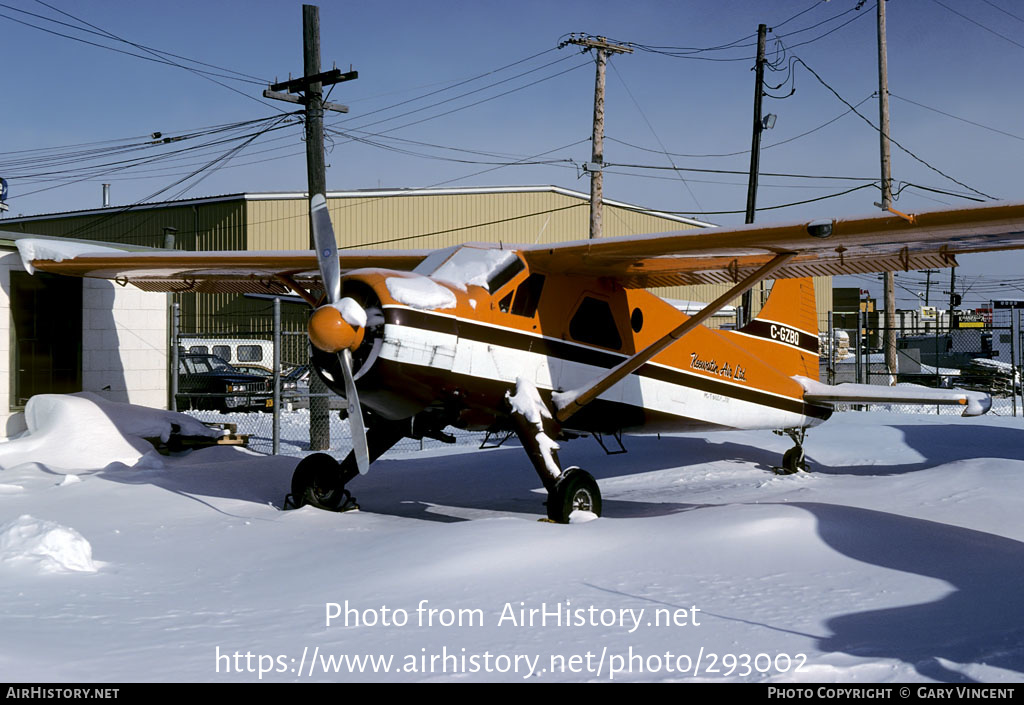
(510, 273), (545, 318)
(569, 296), (622, 350)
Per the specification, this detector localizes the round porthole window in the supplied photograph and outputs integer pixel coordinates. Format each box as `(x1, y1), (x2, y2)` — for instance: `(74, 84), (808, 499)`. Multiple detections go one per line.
(630, 307), (644, 333)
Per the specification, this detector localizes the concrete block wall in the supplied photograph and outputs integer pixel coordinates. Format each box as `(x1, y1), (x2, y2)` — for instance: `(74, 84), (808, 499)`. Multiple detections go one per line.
(82, 278), (167, 409)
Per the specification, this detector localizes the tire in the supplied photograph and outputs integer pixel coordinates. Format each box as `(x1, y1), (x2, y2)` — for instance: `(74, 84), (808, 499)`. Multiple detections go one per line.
(547, 467), (602, 523)
(781, 447), (806, 475)
(290, 452), (350, 510)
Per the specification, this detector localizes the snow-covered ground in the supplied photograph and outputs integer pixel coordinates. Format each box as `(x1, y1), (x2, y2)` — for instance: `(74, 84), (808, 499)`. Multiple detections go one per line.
(2, 393), (1024, 683)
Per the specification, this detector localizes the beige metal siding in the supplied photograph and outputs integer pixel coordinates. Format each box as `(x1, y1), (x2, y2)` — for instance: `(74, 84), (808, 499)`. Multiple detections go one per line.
(245, 190), (700, 252)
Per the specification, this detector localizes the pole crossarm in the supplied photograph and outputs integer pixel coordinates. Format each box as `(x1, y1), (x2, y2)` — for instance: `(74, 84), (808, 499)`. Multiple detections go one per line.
(561, 34), (633, 55)
(262, 89), (349, 113)
(270, 68), (358, 93)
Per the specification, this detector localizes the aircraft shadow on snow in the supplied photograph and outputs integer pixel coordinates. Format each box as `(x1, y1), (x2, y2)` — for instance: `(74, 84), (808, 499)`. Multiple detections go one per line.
(95, 421), (1024, 519)
(94, 423), (1024, 679)
(790, 501), (1024, 682)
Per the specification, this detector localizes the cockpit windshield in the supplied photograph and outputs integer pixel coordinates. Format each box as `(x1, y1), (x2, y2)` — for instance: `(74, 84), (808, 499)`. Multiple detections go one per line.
(428, 246), (524, 292)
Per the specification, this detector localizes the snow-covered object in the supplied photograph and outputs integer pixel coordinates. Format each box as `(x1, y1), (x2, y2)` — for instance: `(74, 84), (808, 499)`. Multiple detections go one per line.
(386, 275), (457, 310)
(793, 376), (992, 417)
(970, 357), (1014, 373)
(15, 238), (126, 275)
(432, 247), (517, 291)
(506, 377), (560, 479)
(507, 377), (550, 424)
(0, 515), (100, 573)
(0, 392), (219, 472)
(331, 297), (368, 328)
(664, 298), (736, 316)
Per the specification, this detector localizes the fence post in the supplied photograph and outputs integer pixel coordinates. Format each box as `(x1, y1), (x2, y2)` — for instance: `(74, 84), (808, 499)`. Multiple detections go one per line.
(855, 311), (864, 386)
(273, 297), (281, 455)
(170, 301), (179, 412)
(934, 326), (941, 414)
(827, 311), (834, 386)
(1013, 310), (1019, 418)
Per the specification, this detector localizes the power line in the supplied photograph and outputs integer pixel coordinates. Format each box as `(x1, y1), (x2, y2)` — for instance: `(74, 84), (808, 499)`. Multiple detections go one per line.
(608, 61), (703, 213)
(980, 0), (1024, 25)
(889, 93), (1024, 143)
(603, 162), (877, 181)
(632, 182), (878, 217)
(2, 1), (285, 113)
(57, 113), (296, 240)
(791, 57), (996, 200)
(606, 95), (872, 159)
(928, 0), (1024, 52)
(601, 1), (872, 62)
(334, 55), (587, 135)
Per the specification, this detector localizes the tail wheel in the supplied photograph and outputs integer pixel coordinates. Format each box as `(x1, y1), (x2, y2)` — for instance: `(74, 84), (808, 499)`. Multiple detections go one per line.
(547, 467), (602, 523)
(781, 447), (807, 474)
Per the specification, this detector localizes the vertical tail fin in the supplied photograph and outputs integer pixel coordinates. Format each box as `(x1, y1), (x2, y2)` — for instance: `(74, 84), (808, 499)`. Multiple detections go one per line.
(736, 277), (820, 380)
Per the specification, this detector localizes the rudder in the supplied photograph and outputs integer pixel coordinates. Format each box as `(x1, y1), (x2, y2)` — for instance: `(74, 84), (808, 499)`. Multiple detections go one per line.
(736, 277), (820, 380)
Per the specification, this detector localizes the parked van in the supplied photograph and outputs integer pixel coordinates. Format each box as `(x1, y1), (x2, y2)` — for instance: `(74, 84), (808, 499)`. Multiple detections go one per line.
(178, 337), (274, 374)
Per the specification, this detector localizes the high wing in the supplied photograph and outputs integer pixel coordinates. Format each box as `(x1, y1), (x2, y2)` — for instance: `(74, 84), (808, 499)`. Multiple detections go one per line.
(518, 199), (1024, 287)
(18, 199), (1024, 289)
(15, 238), (430, 296)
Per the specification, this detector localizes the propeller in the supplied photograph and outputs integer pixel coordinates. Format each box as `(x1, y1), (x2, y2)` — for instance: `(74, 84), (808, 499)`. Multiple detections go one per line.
(308, 194), (371, 475)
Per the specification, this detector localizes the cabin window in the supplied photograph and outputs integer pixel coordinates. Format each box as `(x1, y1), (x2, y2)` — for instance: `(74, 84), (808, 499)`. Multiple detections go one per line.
(511, 274), (545, 318)
(569, 296), (622, 350)
(630, 307), (644, 333)
(498, 291), (514, 313)
(212, 345), (231, 361)
(189, 345), (209, 355)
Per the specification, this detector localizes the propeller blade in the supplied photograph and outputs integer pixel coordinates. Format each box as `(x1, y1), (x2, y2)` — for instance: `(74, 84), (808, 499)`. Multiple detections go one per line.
(310, 194), (369, 473)
(340, 348), (370, 475)
(310, 193), (341, 304)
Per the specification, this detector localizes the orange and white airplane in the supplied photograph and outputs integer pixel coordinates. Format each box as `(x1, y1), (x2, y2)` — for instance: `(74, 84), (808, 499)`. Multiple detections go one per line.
(18, 196), (1024, 521)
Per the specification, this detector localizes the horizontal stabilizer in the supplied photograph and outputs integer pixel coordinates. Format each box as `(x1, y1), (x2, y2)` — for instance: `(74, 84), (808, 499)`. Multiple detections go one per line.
(793, 376), (992, 417)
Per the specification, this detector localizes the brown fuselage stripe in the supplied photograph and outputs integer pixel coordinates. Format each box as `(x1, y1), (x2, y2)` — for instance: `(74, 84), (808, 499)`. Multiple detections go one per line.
(383, 307), (832, 421)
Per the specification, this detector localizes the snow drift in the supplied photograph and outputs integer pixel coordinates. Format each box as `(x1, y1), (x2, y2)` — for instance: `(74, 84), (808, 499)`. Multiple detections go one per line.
(0, 392), (219, 473)
(0, 514), (100, 573)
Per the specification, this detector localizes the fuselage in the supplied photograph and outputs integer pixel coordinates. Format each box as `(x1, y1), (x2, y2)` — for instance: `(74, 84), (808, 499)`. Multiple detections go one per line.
(319, 248), (832, 436)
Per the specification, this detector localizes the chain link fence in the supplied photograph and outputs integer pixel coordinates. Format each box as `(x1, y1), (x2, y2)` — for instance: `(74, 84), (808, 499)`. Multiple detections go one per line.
(821, 309), (1021, 416)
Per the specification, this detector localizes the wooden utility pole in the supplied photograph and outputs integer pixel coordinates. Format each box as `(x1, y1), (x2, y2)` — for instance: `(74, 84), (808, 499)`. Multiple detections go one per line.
(265, 4), (357, 450)
(563, 35), (632, 239)
(877, 0), (898, 381)
(741, 23), (768, 325)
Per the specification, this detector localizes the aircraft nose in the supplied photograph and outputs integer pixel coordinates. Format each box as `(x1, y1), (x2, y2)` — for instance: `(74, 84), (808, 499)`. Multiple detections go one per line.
(308, 301), (365, 353)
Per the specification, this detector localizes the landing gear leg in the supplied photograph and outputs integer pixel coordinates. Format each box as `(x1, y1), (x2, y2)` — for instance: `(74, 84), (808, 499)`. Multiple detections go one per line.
(286, 414), (409, 511)
(509, 404), (602, 524)
(777, 427), (809, 475)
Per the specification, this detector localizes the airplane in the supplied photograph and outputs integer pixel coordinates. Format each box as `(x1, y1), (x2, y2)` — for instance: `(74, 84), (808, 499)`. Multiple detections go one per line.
(17, 195), (1024, 522)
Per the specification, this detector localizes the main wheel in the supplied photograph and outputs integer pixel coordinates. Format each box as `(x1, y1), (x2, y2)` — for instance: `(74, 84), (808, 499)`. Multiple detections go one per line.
(547, 467), (602, 523)
(780, 447), (807, 475)
(290, 452), (353, 510)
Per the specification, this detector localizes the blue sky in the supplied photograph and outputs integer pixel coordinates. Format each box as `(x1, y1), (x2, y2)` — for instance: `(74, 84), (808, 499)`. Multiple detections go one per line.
(2, 0), (1023, 306)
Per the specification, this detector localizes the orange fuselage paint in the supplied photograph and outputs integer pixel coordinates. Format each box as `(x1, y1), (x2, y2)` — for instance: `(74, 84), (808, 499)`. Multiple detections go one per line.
(340, 255), (823, 428)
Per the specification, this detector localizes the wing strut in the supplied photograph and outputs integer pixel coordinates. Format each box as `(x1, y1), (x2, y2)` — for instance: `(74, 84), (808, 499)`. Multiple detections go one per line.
(553, 252), (796, 424)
